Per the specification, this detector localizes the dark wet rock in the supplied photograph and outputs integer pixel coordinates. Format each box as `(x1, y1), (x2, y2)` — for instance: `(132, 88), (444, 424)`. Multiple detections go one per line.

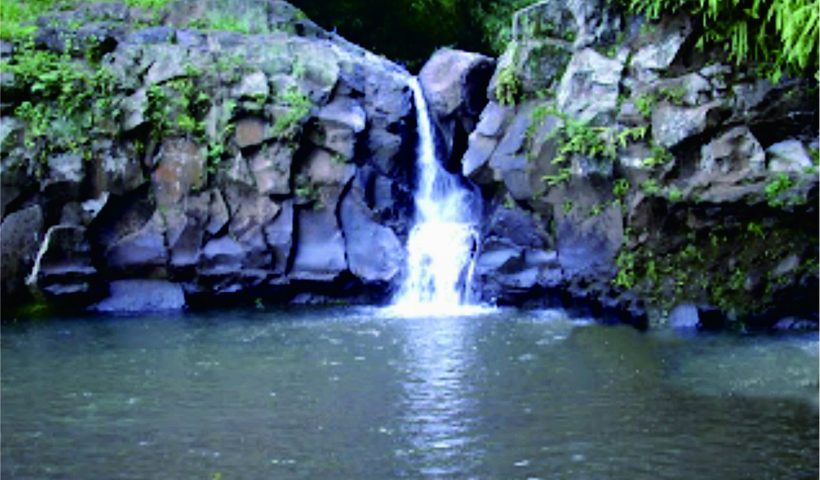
(43, 153), (84, 194)
(0, 205), (44, 298)
(290, 207), (347, 281)
(263, 200), (294, 276)
(651, 100), (726, 148)
(105, 211), (168, 273)
(682, 126), (766, 203)
(93, 280), (185, 312)
(27, 225), (97, 297)
(556, 202), (623, 280)
(340, 184), (404, 283)
(771, 317), (818, 331)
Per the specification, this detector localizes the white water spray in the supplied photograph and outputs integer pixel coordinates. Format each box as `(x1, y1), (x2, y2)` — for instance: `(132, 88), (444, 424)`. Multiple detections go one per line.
(390, 78), (480, 315)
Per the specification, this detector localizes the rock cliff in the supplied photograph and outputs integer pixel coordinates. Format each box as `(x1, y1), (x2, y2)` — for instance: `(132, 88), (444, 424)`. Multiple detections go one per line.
(440, 0), (818, 328)
(1, 0), (417, 311)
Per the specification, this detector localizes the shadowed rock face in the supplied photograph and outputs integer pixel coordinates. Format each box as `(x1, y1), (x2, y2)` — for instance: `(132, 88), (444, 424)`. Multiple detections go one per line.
(1, 0), (420, 312)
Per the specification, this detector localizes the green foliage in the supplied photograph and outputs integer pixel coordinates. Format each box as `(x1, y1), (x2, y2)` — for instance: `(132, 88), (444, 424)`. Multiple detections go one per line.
(658, 85), (687, 105)
(641, 178), (662, 195)
(635, 92), (656, 118)
(614, 249), (636, 289)
(641, 143), (673, 168)
(188, 12), (251, 33)
(764, 172), (797, 207)
(544, 167), (572, 186)
(616, 125), (648, 148)
(207, 100), (236, 174)
(495, 60), (522, 106)
(272, 86), (312, 138)
(612, 178), (631, 198)
(666, 185), (683, 202)
(589, 203), (605, 217)
(747, 221), (765, 238)
(562, 199), (574, 213)
(622, 0), (819, 80)
(3, 41), (119, 167)
(146, 74), (209, 140)
(1, 0), (170, 41)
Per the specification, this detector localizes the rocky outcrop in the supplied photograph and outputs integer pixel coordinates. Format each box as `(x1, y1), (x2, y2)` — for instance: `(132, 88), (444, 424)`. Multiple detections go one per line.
(1, 0), (416, 312)
(419, 48), (494, 172)
(463, 0), (818, 328)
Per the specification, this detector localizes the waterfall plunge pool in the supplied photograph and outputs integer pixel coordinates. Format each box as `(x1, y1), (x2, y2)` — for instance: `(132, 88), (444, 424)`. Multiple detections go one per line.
(2, 306), (817, 479)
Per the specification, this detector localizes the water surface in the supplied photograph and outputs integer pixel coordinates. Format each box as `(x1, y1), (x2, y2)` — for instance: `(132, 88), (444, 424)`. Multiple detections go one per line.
(2, 307), (817, 479)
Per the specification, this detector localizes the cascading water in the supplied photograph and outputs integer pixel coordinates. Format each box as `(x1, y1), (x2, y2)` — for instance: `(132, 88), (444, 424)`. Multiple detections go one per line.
(391, 78), (481, 314)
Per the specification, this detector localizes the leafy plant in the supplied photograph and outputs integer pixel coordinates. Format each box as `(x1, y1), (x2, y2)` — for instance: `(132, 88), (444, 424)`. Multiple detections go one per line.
(495, 60), (522, 106)
(635, 92), (657, 118)
(612, 178), (631, 198)
(622, 0), (819, 81)
(3, 41), (120, 168)
(641, 143), (674, 168)
(666, 186), (683, 202)
(641, 178), (662, 195)
(764, 172), (795, 207)
(272, 86), (312, 138)
(614, 249), (636, 289)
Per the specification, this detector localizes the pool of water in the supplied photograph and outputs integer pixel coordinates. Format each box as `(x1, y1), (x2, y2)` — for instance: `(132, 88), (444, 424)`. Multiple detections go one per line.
(2, 307), (817, 479)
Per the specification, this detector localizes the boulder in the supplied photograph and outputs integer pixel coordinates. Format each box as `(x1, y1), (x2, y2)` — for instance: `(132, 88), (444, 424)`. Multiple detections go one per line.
(223, 184), (281, 269)
(234, 117), (271, 148)
(263, 199), (294, 276)
(473, 206), (558, 303)
(339, 185), (404, 283)
(248, 143), (293, 195)
(43, 152), (84, 194)
(767, 140), (813, 173)
(93, 280), (185, 312)
(418, 47), (494, 121)
(462, 102), (515, 183)
(122, 87), (148, 131)
(682, 126), (767, 203)
(290, 206), (347, 281)
(629, 15), (692, 83)
(307, 97), (366, 159)
(106, 211), (168, 272)
(232, 71), (269, 99)
(651, 100), (726, 148)
(0, 205), (44, 298)
(556, 202), (623, 280)
(557, 48), (623, 123)
(668, 304), (700, 330)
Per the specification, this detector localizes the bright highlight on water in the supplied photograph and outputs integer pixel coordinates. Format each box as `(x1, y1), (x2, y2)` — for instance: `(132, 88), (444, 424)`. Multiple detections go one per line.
(390, 78), (481, 315)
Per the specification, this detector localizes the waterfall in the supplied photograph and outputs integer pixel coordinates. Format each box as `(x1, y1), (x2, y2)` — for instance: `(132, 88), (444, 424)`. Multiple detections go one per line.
(390, 78), (480, 315)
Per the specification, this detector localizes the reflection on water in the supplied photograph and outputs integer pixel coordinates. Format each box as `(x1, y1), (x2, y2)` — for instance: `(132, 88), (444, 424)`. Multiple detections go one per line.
(1, 308), (817, 479)
(398, 315), (481, 476)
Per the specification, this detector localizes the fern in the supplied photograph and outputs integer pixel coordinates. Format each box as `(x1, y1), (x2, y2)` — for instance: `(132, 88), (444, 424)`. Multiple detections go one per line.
(621, 0), (819, 80)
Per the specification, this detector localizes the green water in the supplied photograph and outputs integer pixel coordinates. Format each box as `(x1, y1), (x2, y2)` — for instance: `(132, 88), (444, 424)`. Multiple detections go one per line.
(2, 307), (817, 479)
